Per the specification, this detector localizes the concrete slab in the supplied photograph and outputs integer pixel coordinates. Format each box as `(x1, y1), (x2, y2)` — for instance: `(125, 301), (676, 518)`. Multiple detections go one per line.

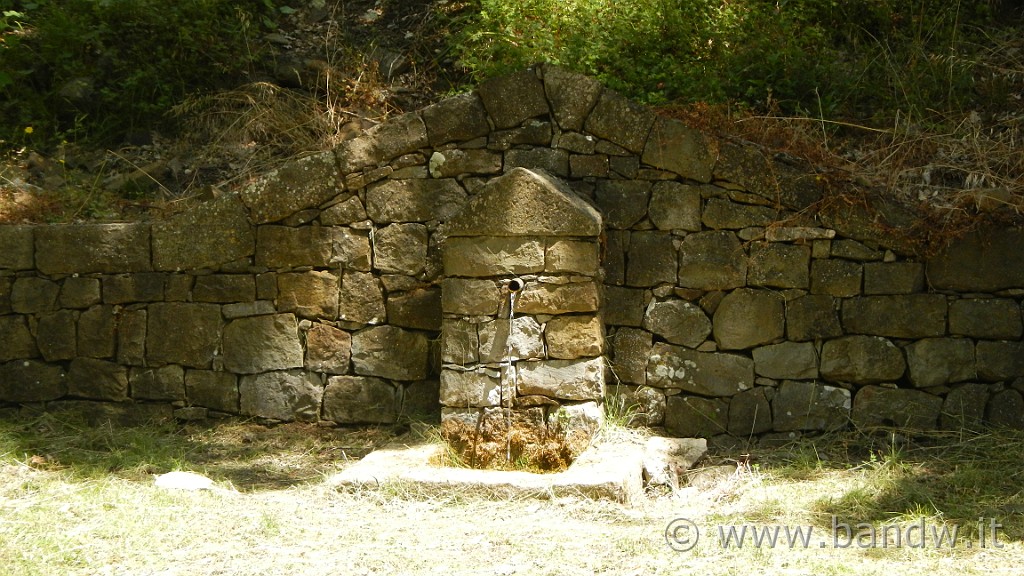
(329, 435), (647, 504)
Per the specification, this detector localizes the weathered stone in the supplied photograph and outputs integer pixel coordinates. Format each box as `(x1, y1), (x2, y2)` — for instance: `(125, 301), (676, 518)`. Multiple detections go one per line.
(0, 225), (34, 270)
(352, 325), (430, 380)
(713, 288), (784, 350)
(36, 310), (77, 361)
(517, 358), (605, 401)
(130, 365), (185, 401)
(773, 380), (851, 432)
(185, 370), (239, 413)
(646, 343), (753, 395)
(60, 277), (101, 309)
(569, 154), (609, 178)
(664, 395), (728, 438)
(321, 196), (367, 225)
(702, 198), (779, 230)
(440, 368), (506, 408)
(926, 227), (1024, 292)
(986, 389), (1024, 429)
(324, 376), (400, 424)
(240, 150), (339, 224)
(607, 384), (665, 426)
(366, 178), (467, 224)
(441, 278), (501, 316)
(678, 231), (748, 290)
(949, 299), (1023, 339)
(338, 271), (386, 324)
(479, 316), (545, 362)
(642, 300), (711, 348)
(831, 239), (883, 261)
(36, 223), (151, 274)
(222, 314), (303, 374)
(583, 89), (656, 153)
(609, 155), (639, 177)
(542, 64), (603, 132)
(546, 315), (603, 360)
(277, 270), (340, 319)
(78, 305), (116, 359)
(490, 120), (554, 149)
(550, 401), (604, 439)
(649, 181), (701, 232)
(728, 388), (773, 436)
(443, 236), (545, 277)
(940, 383), (989, 430)
(478, 69), (549, 129)
(0, 315), (37, 361)
(166, 275), (194, 301)
(421, 91), (490, 145)
(603, 286), (644, 327)
(222, 301), (276, 319)
(752, 342), (819, 380)
(820, 194), (919, 252)
(445, 168), (601, 237)
(603, 230), (626, 285)
(863, 262), (924, 295)
(67, 357), (128, 401)
(256, 225), (332, 269)
(610, 328), (652, 385)
(100, 273), (164, 304)
(712, 141), (774, 199)
(504, 148), (570, 177)
(626, 231), (677, 287)
(305, 323), (352, 374)
(428, 149), (503, 178)
(786, 294), (842, 341)
(820, 336), (906, 384)
(747, 242), (810, 289)
(117, 309), (147, 365)
(842, 295), (947, 338)
(976, 340), (1024, 381)
(145, 303), (221, 369)
(810, 259), (862, 297)
(594, 180), (651, 229)
(441, 319), (479, 365)
(153, 195), (254, 270)
(905, 338), (976, 388)
(0, 360), (66, 402)
(192, 275), (255, 303)
(642, 117), (716, 182)
(173, 407), (208, 421)
(363, 111), (429, 163)
(545, 239), (599, 274)
(765, 227), (835, 242)
(386, 288), (442, 331)
(11, 277), (59, 313)
(515, 281), (600, 314)
(852, 385), (943, 429)
(240, 370), (323, 422)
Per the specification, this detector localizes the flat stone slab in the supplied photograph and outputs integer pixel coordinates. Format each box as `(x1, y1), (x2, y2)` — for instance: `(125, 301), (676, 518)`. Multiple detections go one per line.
(329, 436), (646, 504)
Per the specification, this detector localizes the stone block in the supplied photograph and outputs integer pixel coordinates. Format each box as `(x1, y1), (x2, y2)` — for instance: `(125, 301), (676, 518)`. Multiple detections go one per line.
(321, 196), (367, 226)
(607, 384), (664, 426)
(78, 305), (116, 359)
(594, 180), (651, 229)
(428, 149), (503, 178)
(146, 303), (222, 368)
(752, 342), (819, 380)
(712, 288), (784, 350)
(831, 239), (883, 261)
(517, 358), (605, 401)
(642, 299), (711, 348)
(276, 270), (340, 319)
(515, 280), (600, 314)
(373, 223), (429, 276)
(240, 150), (340, 224)
(842, 295), (947, 339)
(0, 315), (37, 361)
(222, 314), (304, 374)
(863, 262), (925, 295)
(649, 181), (701, 232)
(610, 328), (652, 385)
(702, 198), (778, 230)
(546, 315), (603, 360)
(569, 154), (609, 178)
(602, 230), (626, 285)
(192, 275), (255, 303)
(102, 273), (165, 304)
(60, 277), (101, 309)
(542, 64), (603, 132)
(626, 231), (677, 287)
(786, 294), (842, 341)
(386, 288), (442, 331)
(36, 310), (77, 361)
(352, 325), (430, 381)
(926, 227), (1024, 292)
(490, 120), (553, 149)
(976, 340), (1024, 381)
(583, 89), (656, 153)
(336, 270), (385, 325)
(728, 388), (773, 436)
(0, 360), (66, 402)
(820, 335), (905, 384)
(443, 236), (545, 277)
(36, 223), (151, 274)
(117, 309), (147, 365)
(949, 299), (1023, 340)
(11, 277), (59, 313)
(678, 231), (748, 291)
(366, 178), (468, 223)
(478, 316), (545, 362)
(646, 343), (753, 396)
(324, 376), (400, 424)
(852, 385), (943, 429)
(642, 116), (716, 182)
(441, 278), (501, 316)
(440, 368), (507, 408)
(905, 338), (976, 388)
(810, 259), (862, 297)
(604, 286), (645, 327)
(545, 239), (599, 275)
(328, 227), (372, 271)
(421, 92), (490, 146)
(0, 225), (33, 270)
(240, 370), (324, 422)
(665, 395), (728, 438)
(130, 365), (185, 401)
(987, 389), (1024, 429)
(772, 380), (850, 432)
(478, 69), (550, 129)
(67, 357), (128, 401)
(442, 319), (480, 365)
(940, 383), (988, 430)
(504, 148), (570, 177)
(185, 370), (239, 413)
(256, 225), (332, 269)
(363, 111), (429, 163)
(152, 195), (253, 270)
(305, 323), (352, 374)
(747, 242), (810, 289)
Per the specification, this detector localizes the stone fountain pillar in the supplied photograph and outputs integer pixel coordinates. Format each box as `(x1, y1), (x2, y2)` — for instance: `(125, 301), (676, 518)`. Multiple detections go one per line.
(438, 168), (605, 469)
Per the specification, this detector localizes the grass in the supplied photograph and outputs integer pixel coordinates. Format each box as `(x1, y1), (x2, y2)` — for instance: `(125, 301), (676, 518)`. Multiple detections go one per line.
(1, 413), (1023, 575)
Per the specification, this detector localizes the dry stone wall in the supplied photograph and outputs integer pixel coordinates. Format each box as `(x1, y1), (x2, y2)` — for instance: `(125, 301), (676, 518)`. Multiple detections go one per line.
(2, 65), (1024, 439)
